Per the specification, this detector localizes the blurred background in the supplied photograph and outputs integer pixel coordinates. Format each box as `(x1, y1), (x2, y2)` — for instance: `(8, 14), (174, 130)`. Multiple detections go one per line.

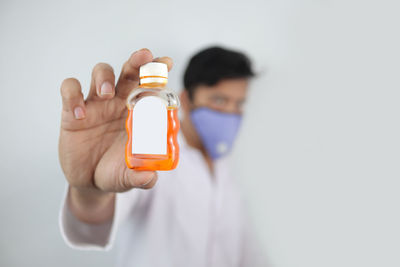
(1, 0), (399, 266)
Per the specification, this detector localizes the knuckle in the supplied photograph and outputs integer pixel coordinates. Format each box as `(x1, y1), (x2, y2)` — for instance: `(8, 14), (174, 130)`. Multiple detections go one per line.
(68, 179), (82, 188)
(67, 176), (89, 189)
(120, 168), (133, 190)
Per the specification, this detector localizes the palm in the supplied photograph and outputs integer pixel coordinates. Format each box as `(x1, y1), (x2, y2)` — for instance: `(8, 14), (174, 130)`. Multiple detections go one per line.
(59, 96), (128, 191)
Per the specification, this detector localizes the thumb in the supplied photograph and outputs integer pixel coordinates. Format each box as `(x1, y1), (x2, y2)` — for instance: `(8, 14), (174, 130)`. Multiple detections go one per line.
(94, 161), (158, 192)
(120, 169), (158, 190)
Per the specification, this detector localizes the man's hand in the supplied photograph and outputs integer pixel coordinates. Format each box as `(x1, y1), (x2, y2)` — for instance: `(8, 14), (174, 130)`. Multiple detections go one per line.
(59, 48), (173, 224)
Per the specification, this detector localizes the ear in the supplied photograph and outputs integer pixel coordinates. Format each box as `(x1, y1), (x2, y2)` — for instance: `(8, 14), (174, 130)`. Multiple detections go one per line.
(180, 90), (192, 114)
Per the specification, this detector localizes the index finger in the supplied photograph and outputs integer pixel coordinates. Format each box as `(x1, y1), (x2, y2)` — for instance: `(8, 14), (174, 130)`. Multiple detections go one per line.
(115, 48), (173, 99)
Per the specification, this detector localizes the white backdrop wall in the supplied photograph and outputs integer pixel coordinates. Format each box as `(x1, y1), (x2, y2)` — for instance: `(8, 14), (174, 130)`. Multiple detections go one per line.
(0, 0), (399, 266)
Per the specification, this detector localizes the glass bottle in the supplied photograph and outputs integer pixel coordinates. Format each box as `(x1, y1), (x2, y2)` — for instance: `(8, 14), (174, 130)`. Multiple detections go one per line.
(125, 62), (180, 170)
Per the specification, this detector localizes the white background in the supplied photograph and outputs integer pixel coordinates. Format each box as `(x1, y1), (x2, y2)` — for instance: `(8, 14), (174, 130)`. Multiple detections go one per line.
(0, 0), (399, 266)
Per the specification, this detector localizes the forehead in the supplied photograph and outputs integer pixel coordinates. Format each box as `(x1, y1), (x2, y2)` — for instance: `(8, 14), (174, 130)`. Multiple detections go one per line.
(193, 78), (249, 100)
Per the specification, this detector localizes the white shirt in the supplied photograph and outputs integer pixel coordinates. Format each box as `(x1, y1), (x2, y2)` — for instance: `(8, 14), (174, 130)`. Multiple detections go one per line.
(59, 135), (266, 267)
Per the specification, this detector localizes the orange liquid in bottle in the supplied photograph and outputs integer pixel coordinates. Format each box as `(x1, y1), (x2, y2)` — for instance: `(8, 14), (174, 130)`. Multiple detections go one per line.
(125, 107), (180, 171)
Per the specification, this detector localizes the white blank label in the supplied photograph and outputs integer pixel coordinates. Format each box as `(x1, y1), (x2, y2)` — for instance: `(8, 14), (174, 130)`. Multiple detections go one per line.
(132, 96), (167, 154)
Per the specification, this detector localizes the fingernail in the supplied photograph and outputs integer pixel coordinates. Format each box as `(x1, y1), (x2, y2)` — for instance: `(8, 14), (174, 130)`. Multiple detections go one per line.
(74, 106), (85, 119)
(140, 174), (155, 187)
(100, 82), (113, 95)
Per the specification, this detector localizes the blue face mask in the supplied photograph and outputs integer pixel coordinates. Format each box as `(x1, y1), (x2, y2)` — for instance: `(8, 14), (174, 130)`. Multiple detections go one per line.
(190, 107), (242, 160)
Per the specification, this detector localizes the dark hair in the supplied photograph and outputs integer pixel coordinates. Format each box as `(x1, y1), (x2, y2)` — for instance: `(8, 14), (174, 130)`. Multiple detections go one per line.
(183, 46), (254, 99)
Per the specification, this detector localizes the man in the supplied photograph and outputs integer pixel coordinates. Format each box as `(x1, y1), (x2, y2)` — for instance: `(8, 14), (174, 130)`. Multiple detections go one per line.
(59, 46), (265, 266)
